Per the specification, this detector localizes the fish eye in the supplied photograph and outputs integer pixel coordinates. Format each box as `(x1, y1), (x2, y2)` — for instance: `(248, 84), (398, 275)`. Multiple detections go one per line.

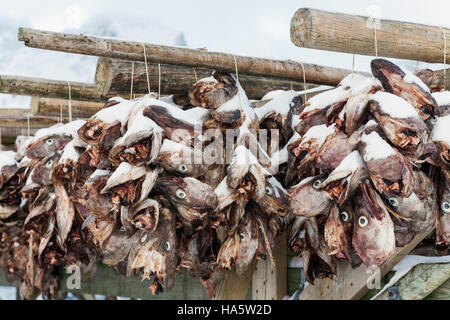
(46, 139), (53, 145)
(258, 224), (264, 233)
(239, 233), (245, 241)
(430, 117), (438, 125)
(313, 180), (322, 190)
(178, 164), (188, 173)
(265, 187), (273, 196)
(358, 216), (369, 227)
(45, 160), (53, 168)
(164, 241), (171, 251)
(441, 202), (450, 214)
(339, 212), (349, 222)
(176, 189), (187, 199)
(388, 197), (399, 207)
(421, 106), (432, 115)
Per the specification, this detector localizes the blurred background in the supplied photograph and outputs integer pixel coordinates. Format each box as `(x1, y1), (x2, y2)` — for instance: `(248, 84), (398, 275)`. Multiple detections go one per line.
(1, 0), (450, 108)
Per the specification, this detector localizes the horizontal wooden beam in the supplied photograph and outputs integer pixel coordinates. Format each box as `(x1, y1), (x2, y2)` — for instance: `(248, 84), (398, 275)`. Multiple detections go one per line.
(31, 96), (104, 118)
(291, 8), (450, 63)
(95, 58), (318, 100)
(0, 74), (103, 102)
(18, 28), (364, 87)
(298, 229), (434, 300)
(375, 263), (450, 300)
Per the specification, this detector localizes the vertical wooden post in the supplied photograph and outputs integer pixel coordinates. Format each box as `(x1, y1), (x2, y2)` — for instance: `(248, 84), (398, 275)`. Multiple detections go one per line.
(213, 263), (255, 300)
(252, 232), (287, 300)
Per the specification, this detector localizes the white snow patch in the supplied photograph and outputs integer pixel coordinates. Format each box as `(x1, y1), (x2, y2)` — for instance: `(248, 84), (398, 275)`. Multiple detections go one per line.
(302, 124), (335, 146)
(255, 90), (298, 120)
(432, 91), (450, 106)
(432, 114), (450, 144)
(59, 141), (79, 163)
(403, 68), (430, 92)
(334, 150), (365, 172)
(88, 169), (111, 181)
(0, 151), (17, 169)
(360, 131), (396, 161)
(94, 99), (135, 125)
(369, 91), (420, 119)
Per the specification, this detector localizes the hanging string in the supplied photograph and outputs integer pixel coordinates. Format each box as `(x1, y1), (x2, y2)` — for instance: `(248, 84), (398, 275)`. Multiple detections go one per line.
(369, 17), (378, 58)
(352, 54), (355, 79)
(290, 81), (293, 91)
(130, 61), (135, 100)
(299, 63), (307, 102)
(27, 114), (30, 137)
(440, 26), (447, 90)
(158, 63), (161, 99)
(59, 102), (63, 124)
(416, 60), (419, 71)
(66, 81), (72, 122)
(233, 55), (239, 82)
(142, 44), (151, 94)
(0, 127), (2, 146)
(193, 68), (198, 83)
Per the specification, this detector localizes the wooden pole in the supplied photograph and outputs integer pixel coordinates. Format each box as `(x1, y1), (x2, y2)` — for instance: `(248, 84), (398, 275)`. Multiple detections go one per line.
(18, 28), (362, 86)
(95, 58), (318, 100)
(298, 229), (434, 300)
(252, 232), (287, 300)
(290, 8), (450, 63)
(213, 264), (255, 300)
(0, 75), (102, 102)
(374, 263), (450, 300)
(33, 97), (104, 117)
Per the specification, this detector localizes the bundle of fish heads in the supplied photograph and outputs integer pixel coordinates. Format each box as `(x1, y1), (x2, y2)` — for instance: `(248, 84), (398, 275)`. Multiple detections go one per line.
(0, 72), (302, 299)
(287, 59), (450, 284)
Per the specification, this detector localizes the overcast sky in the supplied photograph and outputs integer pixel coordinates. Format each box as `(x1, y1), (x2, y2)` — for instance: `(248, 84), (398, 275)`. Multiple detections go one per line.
(1, 0), (450, 107)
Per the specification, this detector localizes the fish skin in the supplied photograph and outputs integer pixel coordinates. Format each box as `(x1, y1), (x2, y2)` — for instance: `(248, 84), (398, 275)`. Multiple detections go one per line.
(26, 134), (72, 160)
(371, 58), (439, 120)
(31, 152), (62, 186)
(54, 180), (75, 249)
(316, 132), (355, 171)
(352, 181), (395, 267)
(436, 169), (450, 247)
(257, 177), (289, 216)
(156, 176), (218, 221)
(78, 120), (122, 151)
(289, 175), (331, 218)
(369, 99), (430, 161)
(131, 204), (178, 291)
(188, 72), (238, 109)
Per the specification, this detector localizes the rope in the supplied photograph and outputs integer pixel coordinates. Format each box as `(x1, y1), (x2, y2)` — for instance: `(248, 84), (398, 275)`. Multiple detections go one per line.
(193, 68), (198, 83)
(0, 127), (2, 145)
(299, 63), (307, 102)
(440, 26), (447, 90)
(369, 16), (378, 58)
(27, 114), (30, 137)
(142, 44), (151, 94)
(233, 55), (239, 82)
(66, 81), (72, 122)
(158, 63), (161, 98)
(130, 61), (135, 100)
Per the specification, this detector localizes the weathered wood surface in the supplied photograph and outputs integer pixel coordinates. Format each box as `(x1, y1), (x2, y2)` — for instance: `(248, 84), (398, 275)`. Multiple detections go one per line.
(95, 58), (318, 100)
(290, 8), (450, 63)
(213, 263), (254, 300)
(18, 28), (363, 87)
(252, 232), (287, 300)
(58, 264), (210, 300)
(31, 97), (104, 117)
(374, 263), (450, 300)
(298, 229), (434, 300)
(425, 278), (450, 300)
(0, 75), (102, 102)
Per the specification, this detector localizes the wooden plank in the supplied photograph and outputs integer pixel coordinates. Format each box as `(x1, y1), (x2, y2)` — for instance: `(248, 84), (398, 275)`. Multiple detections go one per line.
(95, 58), (318, 100)
(252, 232), (287, 300)
(0, 74), (103, 102)
(425, 278), (450, 300)
(58, 263), (209, 300)
(34, 97), (104, 117)
(298, 229), (434, 300)
(290, 8), (450, 63)
(213, 263), (255, 300)
(374, 263), (450, 300)
(18, 28), (366, 87)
